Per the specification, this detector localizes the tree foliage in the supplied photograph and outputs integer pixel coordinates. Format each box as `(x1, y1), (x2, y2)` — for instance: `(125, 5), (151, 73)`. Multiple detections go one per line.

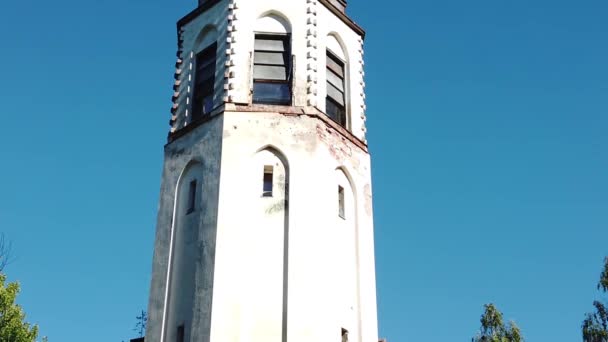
(0, 273), (39, 342)
(599, 257), (608, 293)
(0, 233), (13, 272)
(582, 257), (608, 342)
(472, 303), (523, 342)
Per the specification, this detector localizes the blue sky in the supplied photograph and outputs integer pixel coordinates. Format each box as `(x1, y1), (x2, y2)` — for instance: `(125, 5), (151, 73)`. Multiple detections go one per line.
(0, 0), (606, 341)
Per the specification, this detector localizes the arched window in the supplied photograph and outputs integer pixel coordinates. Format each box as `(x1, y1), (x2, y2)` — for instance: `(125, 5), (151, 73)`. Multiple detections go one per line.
(253, 14), (292, 105)
(192, 26), (218, 120)
(326, 35), (348, 128)
(192, 43), (217, 119)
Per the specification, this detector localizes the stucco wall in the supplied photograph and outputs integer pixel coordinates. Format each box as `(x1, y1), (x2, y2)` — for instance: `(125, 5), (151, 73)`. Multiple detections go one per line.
(148, 109), (378, 342)
(171, 0), (368, 141)
(149, 1), (376, 341)
(146, 116), (224, 342)
(171, 1), (229, 132)
(211, 109), (377, 342)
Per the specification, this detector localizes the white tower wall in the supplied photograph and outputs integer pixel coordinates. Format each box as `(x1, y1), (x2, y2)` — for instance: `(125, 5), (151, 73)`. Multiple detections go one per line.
(146, 1), (377, 341)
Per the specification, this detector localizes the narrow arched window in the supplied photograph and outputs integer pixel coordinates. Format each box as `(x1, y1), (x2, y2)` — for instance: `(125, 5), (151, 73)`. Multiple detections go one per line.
(263, 165), (274, 197)
(186, 179), (197, 214)
(338, 185), (345, 219)
(253, 35), (291, 105)
(192, 42), (217, 119)
(252, 14), (292, 105)
(326, 50), (346, 126)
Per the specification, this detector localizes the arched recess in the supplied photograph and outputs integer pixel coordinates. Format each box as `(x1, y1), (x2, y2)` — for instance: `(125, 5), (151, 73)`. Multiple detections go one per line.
(163, 161), (205, 342)
(255, 12), (292, 34)
(240, 146), (290, 342)
(327, 33), (349, 62)
(325, 33), (351, 130)
(194, 25), (219, 53)
(334, 167), (361, 342)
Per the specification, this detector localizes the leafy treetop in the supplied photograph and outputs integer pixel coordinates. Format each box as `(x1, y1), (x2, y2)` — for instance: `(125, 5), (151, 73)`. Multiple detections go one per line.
(582, 257), (608, 342)
(472, 303), (523, 342)
(0, 273), (40, 342)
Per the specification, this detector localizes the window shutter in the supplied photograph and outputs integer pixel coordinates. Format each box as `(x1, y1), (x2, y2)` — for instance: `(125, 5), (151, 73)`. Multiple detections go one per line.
(253, 35), (289, 81)
(325, 51), (347, 126)
(253, 34), (292, 105)
(326, 52), (345, 105)
(192, 42), (217, 119)
(254, 38), (287, 52)
(253, 65), (288, 80)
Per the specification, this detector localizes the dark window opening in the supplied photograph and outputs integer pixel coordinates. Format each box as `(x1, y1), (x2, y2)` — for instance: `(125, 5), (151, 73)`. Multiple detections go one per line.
(263, 165), (274, 197)
(177, 325), (185, 342)
(253, 34), (292, 105)
(326, 51), (346, 127)
(342, 328), (349, 342)
(187, 180), (197, 214)
(192, 43), (217, 120)
(338, 185), (345, 219)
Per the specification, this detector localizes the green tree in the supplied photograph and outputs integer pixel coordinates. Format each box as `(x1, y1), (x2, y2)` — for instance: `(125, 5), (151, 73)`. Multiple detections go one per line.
(582, 257), (608, 342)
(0, 273), (40, 342)
(472, 303), (524, 342)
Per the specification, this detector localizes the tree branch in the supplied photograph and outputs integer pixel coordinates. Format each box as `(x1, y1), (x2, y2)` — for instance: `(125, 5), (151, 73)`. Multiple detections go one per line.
(0, 233), (14, 272)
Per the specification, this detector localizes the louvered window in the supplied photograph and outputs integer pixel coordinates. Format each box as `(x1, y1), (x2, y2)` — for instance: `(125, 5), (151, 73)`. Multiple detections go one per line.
(326, 51), (346, 127)
(253, 34), (292, 105)
(192, 43), (217, 120)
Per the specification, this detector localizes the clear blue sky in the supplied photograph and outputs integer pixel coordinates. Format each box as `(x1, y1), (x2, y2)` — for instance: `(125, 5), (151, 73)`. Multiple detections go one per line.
(0, 0), (606, 341)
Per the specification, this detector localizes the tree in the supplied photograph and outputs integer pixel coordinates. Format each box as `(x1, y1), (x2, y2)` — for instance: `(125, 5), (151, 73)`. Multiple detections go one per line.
(0, 273), (40, 342)
(582, 257), (608, 342)
(0, 233), (13, 272)
(133, 310), (147, 337)
(472, 303), (524, 342)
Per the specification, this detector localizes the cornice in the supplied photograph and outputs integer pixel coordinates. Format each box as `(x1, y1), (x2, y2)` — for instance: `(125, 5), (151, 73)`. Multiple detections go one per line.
(176, 0), (365, 39)
(177, 0), (223, 28)
(318, 0), (365, 39)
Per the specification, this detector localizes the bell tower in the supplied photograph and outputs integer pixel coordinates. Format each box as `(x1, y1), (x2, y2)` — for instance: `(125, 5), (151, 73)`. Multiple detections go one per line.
(145, 1), (378, 342)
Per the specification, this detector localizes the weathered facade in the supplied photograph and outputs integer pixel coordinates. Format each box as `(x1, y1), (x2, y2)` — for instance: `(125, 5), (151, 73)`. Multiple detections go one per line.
(146, 1), (378, 341)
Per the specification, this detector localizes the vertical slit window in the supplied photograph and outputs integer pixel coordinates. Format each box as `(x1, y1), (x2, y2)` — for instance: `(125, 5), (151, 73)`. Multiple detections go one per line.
(177, 325), (185, 342)
(192, 42), (217, 120)
(263, 165), (274, 197)
(326, 51), (346, 127)
(338, 185), (345, 219)
(341, 328), (349, 342)
(253, 34), (292, 105)
(187, 180), (197, 214)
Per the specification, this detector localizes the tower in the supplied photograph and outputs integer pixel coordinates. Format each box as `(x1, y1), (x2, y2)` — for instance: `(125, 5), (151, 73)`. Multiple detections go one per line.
(145, 0), (378, 341)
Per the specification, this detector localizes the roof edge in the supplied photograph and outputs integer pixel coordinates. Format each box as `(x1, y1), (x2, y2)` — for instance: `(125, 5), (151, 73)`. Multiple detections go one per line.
(177, 0), (223, 28)
(319, 0), (365, 39)
(176, 0), (365, 39)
